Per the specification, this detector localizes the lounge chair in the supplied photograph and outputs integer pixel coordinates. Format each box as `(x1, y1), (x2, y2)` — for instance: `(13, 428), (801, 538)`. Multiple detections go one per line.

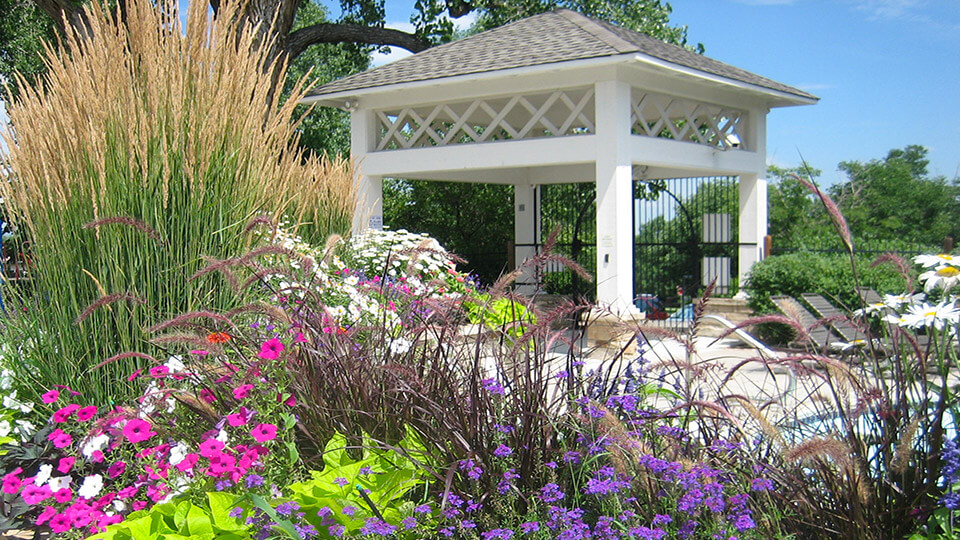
(770, 295), (845, 351)
(799, 293), (865, 343)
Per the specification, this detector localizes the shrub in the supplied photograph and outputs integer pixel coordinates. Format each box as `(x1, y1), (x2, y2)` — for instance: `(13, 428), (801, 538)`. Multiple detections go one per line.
(744, 251), (910, 342)
(0, 0), (354, 405)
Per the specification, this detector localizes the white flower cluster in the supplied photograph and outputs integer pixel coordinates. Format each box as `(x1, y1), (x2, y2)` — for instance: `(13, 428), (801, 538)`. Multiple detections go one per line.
(0, 368), (36, 442)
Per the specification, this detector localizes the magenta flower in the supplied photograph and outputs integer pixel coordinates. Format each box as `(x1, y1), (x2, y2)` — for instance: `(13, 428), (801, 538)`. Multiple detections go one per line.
(149, 365), (169, 378)
(35, 506), (57, 526)
(48, 429), (73, 449)
(233, 384), (254, 400)
(200, 388), (217, 403)
(53, 488), (72, 504)
(250, 423), (277, 443)
(41, 390), (60, 404)
(57, 457), (75, 474)
(227, 413), (248, 427)
(122, 419), (156, 444)
(175, 453), (199, 472)
(76, 406), (97, 422)
(21, 484), (52, 505)
(52, 404), (80, 423)
(107, 461), (126, 478)
(199, 439), (226, 457)
(2, 469), (23, 495)
(48, 512), (71, 533)
(258, 338), (285, 360)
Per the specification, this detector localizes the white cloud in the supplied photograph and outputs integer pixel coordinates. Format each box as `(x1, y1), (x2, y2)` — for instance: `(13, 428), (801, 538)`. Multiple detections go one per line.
(854, 0), (923, 19)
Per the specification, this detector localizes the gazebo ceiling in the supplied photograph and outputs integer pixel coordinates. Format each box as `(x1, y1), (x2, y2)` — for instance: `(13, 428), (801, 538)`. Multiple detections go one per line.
(304, 9), (817, 107)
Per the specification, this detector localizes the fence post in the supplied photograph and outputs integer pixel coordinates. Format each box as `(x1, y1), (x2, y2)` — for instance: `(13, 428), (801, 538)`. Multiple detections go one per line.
(763, 235), (772, 260)
(943, 236), (954, 253)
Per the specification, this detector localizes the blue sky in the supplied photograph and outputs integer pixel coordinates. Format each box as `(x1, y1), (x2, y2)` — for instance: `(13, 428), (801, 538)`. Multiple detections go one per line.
(369, 0), (960, 187)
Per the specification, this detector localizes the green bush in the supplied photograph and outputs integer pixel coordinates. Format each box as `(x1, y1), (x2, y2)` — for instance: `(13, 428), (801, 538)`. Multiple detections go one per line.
(745, 251), (911, 342)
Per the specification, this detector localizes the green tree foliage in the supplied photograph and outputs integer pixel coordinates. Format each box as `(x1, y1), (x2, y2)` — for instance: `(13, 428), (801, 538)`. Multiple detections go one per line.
(830, 145), (960, 245)
(0, 0), (53, 92)
(766, 164), (830, 249)
(283, 1), (369, 156)
(766, 146), (959, 253)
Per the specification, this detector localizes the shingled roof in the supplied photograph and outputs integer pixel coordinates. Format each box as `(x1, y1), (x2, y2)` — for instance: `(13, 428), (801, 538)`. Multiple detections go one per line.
(306, 9), (816, 101)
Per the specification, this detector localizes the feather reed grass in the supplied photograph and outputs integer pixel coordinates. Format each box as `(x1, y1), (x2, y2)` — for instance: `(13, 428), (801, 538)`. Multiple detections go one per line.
(0, 0), (354, 404)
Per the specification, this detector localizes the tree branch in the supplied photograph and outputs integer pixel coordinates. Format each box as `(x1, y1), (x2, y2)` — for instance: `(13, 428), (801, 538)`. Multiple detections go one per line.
(284, 22), (431, 61)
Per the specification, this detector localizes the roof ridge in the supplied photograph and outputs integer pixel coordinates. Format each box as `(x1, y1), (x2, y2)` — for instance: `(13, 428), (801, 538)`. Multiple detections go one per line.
(554, 9), (638, 54)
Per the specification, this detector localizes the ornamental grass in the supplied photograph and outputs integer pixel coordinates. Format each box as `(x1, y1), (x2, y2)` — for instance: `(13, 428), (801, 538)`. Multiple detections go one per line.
(0, 0), (354, 405)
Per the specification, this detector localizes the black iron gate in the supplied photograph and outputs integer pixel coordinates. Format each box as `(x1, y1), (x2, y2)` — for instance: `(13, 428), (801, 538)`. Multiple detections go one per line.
(634, 177), (739, 308)
(538, 183), (596, 299)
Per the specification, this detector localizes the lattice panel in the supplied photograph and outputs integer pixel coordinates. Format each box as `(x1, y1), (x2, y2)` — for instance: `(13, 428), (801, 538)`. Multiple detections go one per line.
(630, 91), (744, 150)
(376, 88), (595, 150)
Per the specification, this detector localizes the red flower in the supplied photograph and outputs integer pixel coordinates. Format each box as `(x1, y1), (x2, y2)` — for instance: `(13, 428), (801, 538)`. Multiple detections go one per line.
(207, 332), (231, 344)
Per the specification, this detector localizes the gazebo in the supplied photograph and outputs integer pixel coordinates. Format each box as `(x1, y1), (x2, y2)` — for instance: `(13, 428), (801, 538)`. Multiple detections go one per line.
(302, 9), (817, 312)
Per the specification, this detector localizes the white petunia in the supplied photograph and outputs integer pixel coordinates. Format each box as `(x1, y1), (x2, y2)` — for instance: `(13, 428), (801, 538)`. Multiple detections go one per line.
(169, 442), (189, 466)
(34, 464), (53, 486)
(81, 433), (110, 459)
(77, 474), (104, 500)
(164, 355), (185, 373)
(389, 338), (412, 355)
(0, 369), (14, 390)
(3, 391), (33, 413)
(48, 476), (71, 492)
(0, 420), (10, 438)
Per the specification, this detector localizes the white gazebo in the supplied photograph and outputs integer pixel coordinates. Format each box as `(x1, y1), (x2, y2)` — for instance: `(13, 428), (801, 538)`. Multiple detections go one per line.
(302, 9), (817, 312)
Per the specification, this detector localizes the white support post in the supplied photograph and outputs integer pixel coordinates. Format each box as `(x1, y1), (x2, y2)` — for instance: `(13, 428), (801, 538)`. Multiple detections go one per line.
(514, 179), (538, 295)
(594, 80), (636, 313)
(738, 107), (769, 289)
(351, 107), (383, 234)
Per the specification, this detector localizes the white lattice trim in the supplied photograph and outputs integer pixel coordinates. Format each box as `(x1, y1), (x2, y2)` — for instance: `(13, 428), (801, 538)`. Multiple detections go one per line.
(376, 87), (595, 150)
(630, 90), (745, 150)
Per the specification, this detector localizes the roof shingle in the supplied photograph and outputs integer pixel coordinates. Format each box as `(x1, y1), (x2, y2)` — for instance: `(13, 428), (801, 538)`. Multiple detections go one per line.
(306, 9), (816, 101)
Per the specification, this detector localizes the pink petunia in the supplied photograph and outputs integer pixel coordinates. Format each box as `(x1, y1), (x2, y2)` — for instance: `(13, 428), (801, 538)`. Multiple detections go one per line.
(199, 438), (226, 457)
(2, 468), (23, 495)
(127, 369), (142, 382)
(206, 453), (236, 476)
(35, 505), (57, 526)
(106, 461), (126, 478)
(258, 338), (285, 360)
(199, 388), (217, 403)
(75, 405), (97, 422)
(226, 413), (248, 427)
(117, 486), (138, 499)
(41, 390), (60, 404)
(174, 453), (198, 472)
(232, 384), (254, 400)
(250, 423), (277, 443)
(149, 365), (169, 378)
(48, 512), (71, 533)
(52, 404), (80, 423)
(57, 457), (75, 474)
(122, 419), (156, 444)
(48, 429), (73, 449)
(53, 488), (73, 504)
(21, 484), (52, 505)
(278, 392), (296, 407)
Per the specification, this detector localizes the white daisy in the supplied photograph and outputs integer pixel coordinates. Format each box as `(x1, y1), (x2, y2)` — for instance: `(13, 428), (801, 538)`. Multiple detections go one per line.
(915, 254), (960, 268)
(920, 266), (960, 292)
(902, 301), (960, 330)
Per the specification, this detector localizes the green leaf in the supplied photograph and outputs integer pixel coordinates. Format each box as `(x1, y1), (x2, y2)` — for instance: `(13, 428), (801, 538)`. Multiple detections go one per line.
(250, 494), (303, 540)
(173, 500), (192, 530)
(207, 492), (248, 532)
(185, 503), (214, 535)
